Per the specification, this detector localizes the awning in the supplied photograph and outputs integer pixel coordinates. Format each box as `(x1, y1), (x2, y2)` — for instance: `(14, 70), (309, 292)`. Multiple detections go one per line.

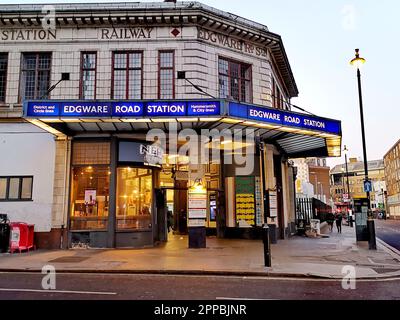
(23, 99), (342, 158)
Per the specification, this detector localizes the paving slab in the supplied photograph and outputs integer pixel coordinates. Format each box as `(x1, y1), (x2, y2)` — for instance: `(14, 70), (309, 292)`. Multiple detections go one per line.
(0, 224), (399, 279)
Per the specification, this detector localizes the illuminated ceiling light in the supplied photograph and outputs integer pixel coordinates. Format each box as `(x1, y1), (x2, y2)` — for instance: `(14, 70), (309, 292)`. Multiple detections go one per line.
(81, 119), (100, 123)
(177, 118), (199, 122)
(121, 118), (151, 123)
(221, 118), (242, 124)
(101, 119), (122, 122)
(242, 121), (259, 126)
(255, 123), (280, 129)
(318, 133), (339, 138)
(60, 118), (81, 122)
(199, 117), (221, 122)
(279, 127), (300, 133)
(39, 118), (63, 123)
(26, 119), (66, 138)
(151, 118), (177, 123)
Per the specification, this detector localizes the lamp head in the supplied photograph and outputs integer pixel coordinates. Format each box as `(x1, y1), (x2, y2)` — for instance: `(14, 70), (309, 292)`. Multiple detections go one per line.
(350, 49), (366, 69)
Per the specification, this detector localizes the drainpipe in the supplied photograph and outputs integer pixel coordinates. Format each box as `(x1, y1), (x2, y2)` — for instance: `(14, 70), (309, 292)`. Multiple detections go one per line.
(60, 138), (71, 249)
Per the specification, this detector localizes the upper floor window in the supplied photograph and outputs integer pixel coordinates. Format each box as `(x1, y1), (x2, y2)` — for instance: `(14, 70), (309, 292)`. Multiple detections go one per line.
(219, 57), (252, 103)
(20, 52), (51, 101)
(0, 53), (7, 103)
(80, 52), (97, 100)
(159, 51), (175, 99)
(112, 51), (143, 100)
(272, 77), (285, 109)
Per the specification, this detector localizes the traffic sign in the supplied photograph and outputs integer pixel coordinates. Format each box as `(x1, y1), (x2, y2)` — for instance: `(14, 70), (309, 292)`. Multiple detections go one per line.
(364, 180), (372, 193)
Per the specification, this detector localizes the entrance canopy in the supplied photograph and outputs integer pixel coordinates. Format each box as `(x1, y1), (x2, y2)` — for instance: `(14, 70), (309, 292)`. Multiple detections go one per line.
(23, 99), (342, 158)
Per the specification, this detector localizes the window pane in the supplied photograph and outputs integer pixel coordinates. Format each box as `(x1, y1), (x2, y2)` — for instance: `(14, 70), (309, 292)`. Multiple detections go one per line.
(113, 70), (126, 99)
(219, 75), (228, 99)
(82, 70), (95, 99)
(0, 54), (7, 102)
(117, 168), (152, 230)
(38, 54), (51, 70)
(8, 178), (20, 200)
(22, 70), (36, 100)
(37, 70), (50, 99)
(72, 142), (111, 165)
(114, 53), (126, 69)
(128, 69), (141, 99)
(21, 177), (33, 199)
(0, 178), (6, 199)
(21, 53), (51, 100)
(82, 53), (96, 69)
(230, 77), (239, 100)
(160, 52), (173, 68)
(218, 58), (252, 103)
(23, 54), (36, 70)
(70, 166), (110, 230)
(160, 69), (173, 99)
(129, 53), (141, 69)
(218, 59), (228, 75)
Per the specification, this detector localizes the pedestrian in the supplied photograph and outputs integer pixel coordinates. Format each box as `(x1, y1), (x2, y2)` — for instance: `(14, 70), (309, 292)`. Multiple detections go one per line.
(336, 212), (343, 234)
(167, 211), (174, 233)
(327, 212), (335, 232)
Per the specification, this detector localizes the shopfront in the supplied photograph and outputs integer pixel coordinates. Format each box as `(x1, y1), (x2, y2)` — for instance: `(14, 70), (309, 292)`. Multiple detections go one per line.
(68, 139), (162, 248)
(23, 98), (342, 248)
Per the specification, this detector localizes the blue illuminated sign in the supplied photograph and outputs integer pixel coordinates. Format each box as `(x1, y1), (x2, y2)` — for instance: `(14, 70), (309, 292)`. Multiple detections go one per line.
(146, 102), (186, 117)
(229, 102), (341, 135)
(26, 101), (59, 117)
(24, 100), (222, 118)
(187, 101), (220, 116)
(24, 99), (341, 135)
(112, 102), (144, 117)
(60, 102), (112, 117)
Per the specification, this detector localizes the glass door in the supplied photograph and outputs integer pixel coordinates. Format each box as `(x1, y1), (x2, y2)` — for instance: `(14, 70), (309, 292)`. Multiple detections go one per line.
(116, 168), (153, 230)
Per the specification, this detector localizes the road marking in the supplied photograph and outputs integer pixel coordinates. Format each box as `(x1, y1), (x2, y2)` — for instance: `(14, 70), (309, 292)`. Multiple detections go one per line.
(1, 272), (400, 283)
(216, 297), (277, 300)
(0, 288), (117, 295)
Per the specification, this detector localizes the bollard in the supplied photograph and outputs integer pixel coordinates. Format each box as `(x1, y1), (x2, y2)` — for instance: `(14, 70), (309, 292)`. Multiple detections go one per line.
(367, 219), (377, 250)
(263, 224), (271, 267)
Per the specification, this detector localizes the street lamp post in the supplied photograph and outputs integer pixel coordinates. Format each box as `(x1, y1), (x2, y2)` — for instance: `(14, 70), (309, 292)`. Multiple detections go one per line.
(343, 145), (353, 227)
(350, 49), (377, 250)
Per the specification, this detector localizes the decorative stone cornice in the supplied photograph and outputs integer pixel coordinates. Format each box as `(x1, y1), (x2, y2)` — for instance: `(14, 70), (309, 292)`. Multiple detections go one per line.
(0, 1), (299, 97)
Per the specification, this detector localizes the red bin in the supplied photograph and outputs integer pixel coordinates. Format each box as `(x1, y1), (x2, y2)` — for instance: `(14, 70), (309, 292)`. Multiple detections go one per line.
(9, 222), (35, 254)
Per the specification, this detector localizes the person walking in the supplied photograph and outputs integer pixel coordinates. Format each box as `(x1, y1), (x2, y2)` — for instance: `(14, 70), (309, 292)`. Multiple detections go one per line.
(327, 212), (335, 232)
(336, 212), (343, 234)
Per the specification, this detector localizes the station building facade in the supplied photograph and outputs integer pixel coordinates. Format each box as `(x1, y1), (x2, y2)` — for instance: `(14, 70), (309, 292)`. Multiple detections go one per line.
(0, 2), (342, 249)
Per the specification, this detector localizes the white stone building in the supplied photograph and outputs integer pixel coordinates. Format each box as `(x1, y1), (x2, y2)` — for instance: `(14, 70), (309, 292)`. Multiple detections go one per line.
(0, 2), (342, 249)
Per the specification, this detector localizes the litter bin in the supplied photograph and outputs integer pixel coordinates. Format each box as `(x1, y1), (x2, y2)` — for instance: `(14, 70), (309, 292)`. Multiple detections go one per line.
(9, 222), (30, 254)
(0, 214), (10, 253)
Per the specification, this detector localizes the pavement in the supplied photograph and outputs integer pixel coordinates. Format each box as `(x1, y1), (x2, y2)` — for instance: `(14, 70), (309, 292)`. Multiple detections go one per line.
(1, 223), (400, 280)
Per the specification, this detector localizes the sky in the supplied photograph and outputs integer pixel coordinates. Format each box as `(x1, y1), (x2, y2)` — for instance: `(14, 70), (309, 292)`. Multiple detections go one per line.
(4, 0), (400, 168)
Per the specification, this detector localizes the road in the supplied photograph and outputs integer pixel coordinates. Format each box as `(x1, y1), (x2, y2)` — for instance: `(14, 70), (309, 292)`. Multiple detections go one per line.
(0, 272), (399, 300)
(376, 219), (400, 251)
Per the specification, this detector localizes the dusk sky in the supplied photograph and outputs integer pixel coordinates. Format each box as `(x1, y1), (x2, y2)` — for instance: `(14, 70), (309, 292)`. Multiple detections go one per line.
(5, 0), (400, 168)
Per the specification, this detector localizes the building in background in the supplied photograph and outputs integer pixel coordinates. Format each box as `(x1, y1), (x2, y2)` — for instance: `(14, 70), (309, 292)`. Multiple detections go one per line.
(292, 158), (330, 204)
(330, 158), (386, 213)
(384, 139), (400, 219)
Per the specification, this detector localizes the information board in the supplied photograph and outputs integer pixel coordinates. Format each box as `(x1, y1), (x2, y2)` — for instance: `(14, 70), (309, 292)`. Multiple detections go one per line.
(235, 176), (255, 227)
